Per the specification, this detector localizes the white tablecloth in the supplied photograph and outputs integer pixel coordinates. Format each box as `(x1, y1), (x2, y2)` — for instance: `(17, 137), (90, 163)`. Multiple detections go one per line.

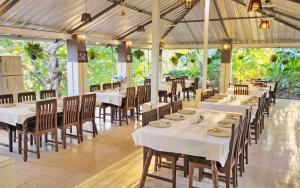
(227, 83), (274, 97)
(132, 109), (236, 167)
(94, 90), (126, 106)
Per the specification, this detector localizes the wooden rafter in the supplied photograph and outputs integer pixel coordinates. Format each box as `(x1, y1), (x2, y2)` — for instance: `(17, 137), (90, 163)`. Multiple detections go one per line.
(0, 0), (20, 17)
(232, 0), (300, 32)
(213, 0), (230, 41)
(161, 1), (200, 40)
(68, 2), (120, 33)
(263, 7), (300, 22)
(179, 16), (273, 23)
(114, 4), (182, 40)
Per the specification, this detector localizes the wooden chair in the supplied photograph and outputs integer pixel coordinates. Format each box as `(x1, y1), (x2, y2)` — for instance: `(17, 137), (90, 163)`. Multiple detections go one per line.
(136, 85), (145, 120)
(18, 99), (58, 159)
(140, 109), (179, 188)
(40, 89), (56, 100)
(158, 103), (171, 119)
(165, 77), (171, 82)
(80, 94), (98, 141)
(242, 107), (252, 172)
(237, 110), (249, 177)
(113, 82), (121, 89)
(59, 96), (81, 149)
(117, 87), (136, 126)
(250, 97), (263, 144)
(102, 83), (112, 90)
(0, 94), (14, 104)
(144, 84), (151, 103)
(18, 91), (36, 102)
(271, 80), (278, 104)
(144, 78), (151, 85)
(189, 117), (242, 188)
(172, 100), (182, 113)
(233, 84), (249, 95)
(187, 77), (199, 100)
(90, 84), (101, 92)
(168, 81), (177, 103)
(253, 81), (267, 87)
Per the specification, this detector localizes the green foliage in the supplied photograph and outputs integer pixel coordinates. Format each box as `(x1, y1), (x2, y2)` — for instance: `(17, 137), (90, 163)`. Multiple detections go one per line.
(132, 49), (150, 86)
(132, 49), (145, 59)
(24, 42), (44, 60)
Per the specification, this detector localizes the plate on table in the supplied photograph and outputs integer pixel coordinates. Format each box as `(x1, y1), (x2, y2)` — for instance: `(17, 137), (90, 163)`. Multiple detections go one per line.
(204, 98), (221, 102)
(210, 95), (225, 99)
(217, 93), (228, 97)
(226, 113), (242, 120)
(164, 114), (185, 121)
(207, 128), (231, 138)
(0, 103), (16, 108)
(217, 119), (236, 128)
(22, 100), (36, 104)
(149, 120), (172, 128)
(178, 108), (196, 115)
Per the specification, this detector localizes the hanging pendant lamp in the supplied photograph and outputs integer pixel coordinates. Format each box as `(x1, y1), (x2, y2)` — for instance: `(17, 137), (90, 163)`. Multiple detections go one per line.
(259, 19), (270, 29)
(81, 0), (92, 22)
(248, 0), (262, 12)
(177, 0), (195, 9)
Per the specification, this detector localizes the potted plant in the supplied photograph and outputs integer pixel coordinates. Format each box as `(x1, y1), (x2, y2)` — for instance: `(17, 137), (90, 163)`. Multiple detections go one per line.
(132, 49), (145, 60)
(270, 54), (278, 62)
(281, 58), (289, 65)
(24, 42), (44, 60)
(88, 47), (98, 60)
(170, 56), (179, 66)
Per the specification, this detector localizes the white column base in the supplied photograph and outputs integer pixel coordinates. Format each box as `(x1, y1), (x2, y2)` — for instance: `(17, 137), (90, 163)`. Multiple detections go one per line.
(67, 62), (88, 96)
(219, 63), (231, 93)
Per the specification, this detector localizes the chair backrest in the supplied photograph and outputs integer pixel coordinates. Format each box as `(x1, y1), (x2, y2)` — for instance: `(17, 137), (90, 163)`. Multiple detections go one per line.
(144, 78), (151, 85)
(90, 84), (101, 92)
(158, 103), (171, 119)
(177, 77), (185, 88)
(253, 82), (267, 87)
(165, 77), (171, 82)
(237, 111), (248, 153)
(273, 80), (279, 93)
(171, 81), (177, 96)
(234, 84), (249, 95)
(225, 116), (242, 168)
(245, 106), (252, 141)
(136, 85), (146, 105)
(62, 96), (80, 127)
(40, 89), (56, 100)
(0, 94), (13, 104)
(193, 77), (199, 89)
(172, 100), (182, 113)
(126, 87), (136, 109)
(35, 99), (57, 133)
(144, 84), (151, 103)
(80, 93), (96, 122)
(103, 83), (112, 90)
(18, 92), (36, 102)
(142, 109), (158, 127)
(113, 82), (121, 89)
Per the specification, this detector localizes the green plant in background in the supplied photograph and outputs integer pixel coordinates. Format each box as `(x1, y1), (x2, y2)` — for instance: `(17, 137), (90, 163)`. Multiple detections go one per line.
(88, 47), (98, 60)
(132, 49), (145, 60)
(24, 42), (44, 60)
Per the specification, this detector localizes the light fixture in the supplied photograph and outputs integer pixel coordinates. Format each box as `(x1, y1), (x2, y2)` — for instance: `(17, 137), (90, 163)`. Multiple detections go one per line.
(222, 44), (232, 50)
(177, 0), (195, 9)
(265, 0), (271, 3)
(81, 0), (92, 22)
(136, 24), (145, 32)
(120, 0), (126, 16)
(248, 0), (262, 12)
(259, 19), (270, 29)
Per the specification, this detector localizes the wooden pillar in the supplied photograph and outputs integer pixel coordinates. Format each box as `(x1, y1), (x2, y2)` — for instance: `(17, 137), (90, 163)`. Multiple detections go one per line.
(66, 34), (88, 96)
(220, 47), (232, 93)
(202, 0), (210, 89)
(117, 41), (133, 87)
(151, 0), (160, 105)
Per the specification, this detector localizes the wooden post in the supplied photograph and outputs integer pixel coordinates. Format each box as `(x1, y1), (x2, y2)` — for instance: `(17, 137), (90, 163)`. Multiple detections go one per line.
(117, 41), (133, 87)
(202, 0), (210, 90)
(219, 47), (232, 93)
(151, 0), (160, 105)
(66, 34), (88, 96)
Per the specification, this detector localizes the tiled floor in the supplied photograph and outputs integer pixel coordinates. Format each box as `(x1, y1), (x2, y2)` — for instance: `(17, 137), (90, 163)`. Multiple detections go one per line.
(0, 99), (299, 188)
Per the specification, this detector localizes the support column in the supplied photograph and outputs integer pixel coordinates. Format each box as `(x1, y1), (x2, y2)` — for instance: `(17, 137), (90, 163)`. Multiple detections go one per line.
(117, 41), (133, 87)
(202, 0), (210, 89)
(219, 47), (232, 93)
(151, 0), (160, 105)
(66, 34), (88, 96)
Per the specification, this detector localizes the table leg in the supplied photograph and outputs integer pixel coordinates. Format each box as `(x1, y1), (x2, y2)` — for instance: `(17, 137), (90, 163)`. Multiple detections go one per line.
(211, 161), (219, 188)
(140, 148), (153, 188)
(8, 127), (13, 152)
(23, 122), (28, 162)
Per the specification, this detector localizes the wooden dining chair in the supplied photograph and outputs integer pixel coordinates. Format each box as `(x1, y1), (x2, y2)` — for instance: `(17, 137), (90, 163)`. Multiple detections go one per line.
(90, 84), (101, 92)
(18, 91), (36, 102)
(242, 107), (252, 172)
(59, 96), (81, 149)
(80, 94), (98, 141)
(168, 81), (177, 103)
(250, 97), (262, 144)
(144, 78), (151, 85)
(117, 87), (136, 126)
(172, 100), (182, 113)
(253, 81), (267, 87)
(113, 82), (121, 89)
(140, 109), (179, 188)
(237, 110), (249, 177)
(144, 84), (151, 103)
(165, 76), (171, 82)
(233, 84), (249, 95)
(0, 94), (14, 104)
(40, 89), (56, 100)
(102, 83), (112, 90)
(189, 117), (242, 188)
(158, 103), (171, 119)
(136, 85), (145, 120)
(18, 99), (58, 159)
(187, 77), (199, 100)
(271, 80), (278, 104)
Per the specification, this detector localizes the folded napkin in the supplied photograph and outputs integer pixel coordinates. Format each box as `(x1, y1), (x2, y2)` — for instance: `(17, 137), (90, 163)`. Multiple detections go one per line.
(149, 120), (172, 128)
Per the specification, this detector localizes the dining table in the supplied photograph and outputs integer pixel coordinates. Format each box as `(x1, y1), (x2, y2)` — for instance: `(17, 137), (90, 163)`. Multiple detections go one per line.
(132, 96), (254, 187)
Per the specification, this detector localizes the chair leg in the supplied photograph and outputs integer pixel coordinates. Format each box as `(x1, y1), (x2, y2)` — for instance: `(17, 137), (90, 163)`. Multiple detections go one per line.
(80, 123), (83, 142)
(225, 169), (231, 188)
(35, 135), (40, 159)
(139, 149), (153, 188)
(171, 157), (176, 188)
(154, 156), (158, 171)
(188, 162), (195, 188)
(13, 130), (16, 143)
(18, 132), (22, 154)
(30, 135), (33, 146)
(245, 143), (249, 164)
(54, 131), (58, 152)
(93, 120), (98, 136)
(232, 164), (237, 188)
(62, 127), (66, 149)
(76, 125), (81, 144)
(103, 107), (106, 122)
(119, 107), (122, 126)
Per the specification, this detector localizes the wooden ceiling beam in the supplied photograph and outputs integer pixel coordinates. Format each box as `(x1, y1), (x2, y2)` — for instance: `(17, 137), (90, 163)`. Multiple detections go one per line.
(263, 7), (300, 22)
(0, 0), (20, 17)
(114, 4), (182, 40)
(179, 16), (273, 23)
(232, 0), (300, 32)
(68, 2), (120, 33)
(213, 0), (230, 41)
